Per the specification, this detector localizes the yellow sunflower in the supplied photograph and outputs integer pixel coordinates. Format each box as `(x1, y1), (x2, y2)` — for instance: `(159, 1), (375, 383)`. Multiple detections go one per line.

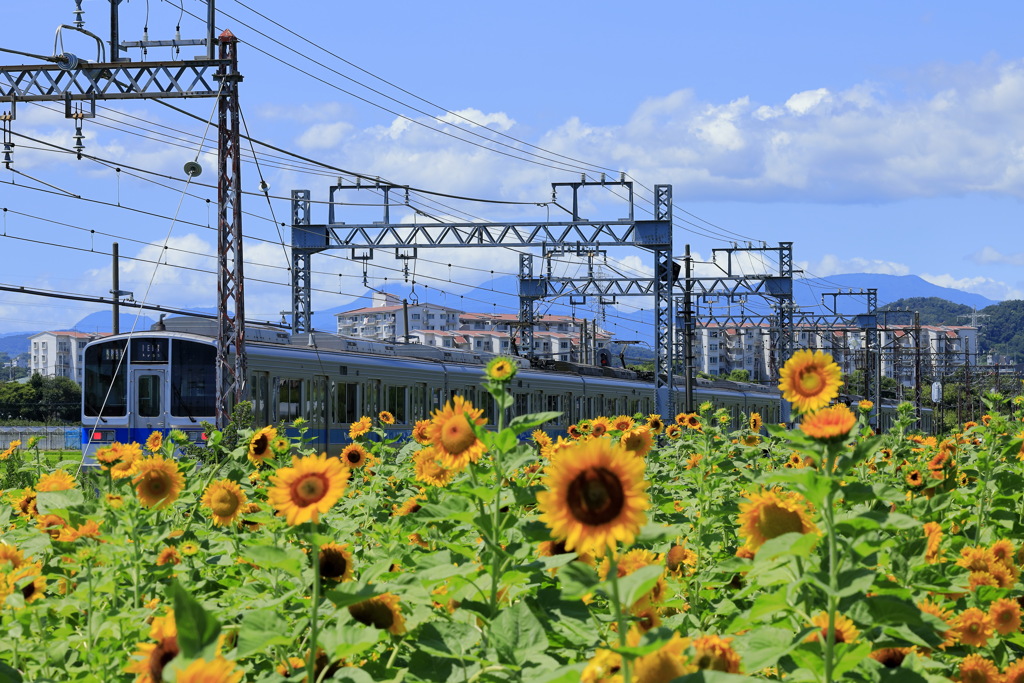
(340, 443), (370, 469)
(633, 633), (696, 682)
(486, 356), (517, 381)
(737, 488), (818, 553)
(800, 404), (857, 441)
(318, 543), (354, 582)
(157, 546), (181, 566)
(145, 431), (163, 453)
(536, 437), (650, 556)
(201, 479), (248, 527)
(665, 424), (682, 440)
(349, 416), (372, 439)
(348, 592), (406, 635)
(691, 635), (742, 673)
(748, 412), (762, 432)
(988, 598), (1021, 635)
(954, 607), (993, 648)
(7, 561), (46, 604)
(590, 417), (611, 438)
(620, 427), (654, 458)
(125, 610), (179, 682)
(0, 542), (25, 570)
(645, 414), (665, 434)
(248, 426), (277, 466)
(806, 611), (860, 644)
(173, 656), (244, 683)
(612, 415), (635, 432)
(36, 470), (76, 492)
(13, 488), (38, 517)
(1005, 660), (1024, 683)
(412, 447), (459, 487)
(378, 410), (396, 425)
(268, 452), (349, 525)
(778, 349), (843, 413)
(132, 456), (185, 510)
(412, 419), (432, 445)
(110, 453), (141, 480)
(426, 395), (487, 469)
(959, 654), (1000, 683)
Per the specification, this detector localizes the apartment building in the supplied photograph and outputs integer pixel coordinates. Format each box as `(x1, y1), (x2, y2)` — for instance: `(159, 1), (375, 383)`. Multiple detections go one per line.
(28, 331), (107, 384)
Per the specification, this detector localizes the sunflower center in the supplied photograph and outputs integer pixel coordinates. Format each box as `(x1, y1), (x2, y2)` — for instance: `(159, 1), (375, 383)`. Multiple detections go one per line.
(145, 474), (169, 497)
(346, 450), (363, 466)
(210, 489), (240, 517)
(252, 434), (269, 455)
(758, 504), (805, 540)
(149, 638), (180, 680)
(292, 473), (327, 506)
(349, 600), (394, 630)
(796, 368), (825, 396)
(566, 467), (626, 525)
(440, 416), (476, 455)
(320, 550), (348, 580)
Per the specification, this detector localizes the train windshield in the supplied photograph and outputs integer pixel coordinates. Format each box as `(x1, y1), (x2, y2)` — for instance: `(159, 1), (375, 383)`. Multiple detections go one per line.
(171, 340), (216, 417)
(84, 340), (129, 417)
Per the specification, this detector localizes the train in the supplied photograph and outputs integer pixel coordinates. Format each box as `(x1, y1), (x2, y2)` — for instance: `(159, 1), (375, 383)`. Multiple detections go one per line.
(80, 316), (929, 460)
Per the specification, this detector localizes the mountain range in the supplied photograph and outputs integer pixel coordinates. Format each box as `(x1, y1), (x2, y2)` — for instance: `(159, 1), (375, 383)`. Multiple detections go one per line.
(0, 273), (1009, 358)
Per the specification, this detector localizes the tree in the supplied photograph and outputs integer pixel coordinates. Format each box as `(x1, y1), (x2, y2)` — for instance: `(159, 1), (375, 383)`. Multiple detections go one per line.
(725, 369), (750, 382)
(0, 374), (81, 422)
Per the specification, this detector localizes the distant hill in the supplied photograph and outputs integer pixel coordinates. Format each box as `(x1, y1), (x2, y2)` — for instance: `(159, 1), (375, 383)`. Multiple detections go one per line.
(795, 274), (999, 311)
(978, 300), (1024, 361)
(879, 297), (975, 326)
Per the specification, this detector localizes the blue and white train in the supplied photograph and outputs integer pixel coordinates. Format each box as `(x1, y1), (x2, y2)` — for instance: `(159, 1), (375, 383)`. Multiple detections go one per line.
(80, 316), (925, 459)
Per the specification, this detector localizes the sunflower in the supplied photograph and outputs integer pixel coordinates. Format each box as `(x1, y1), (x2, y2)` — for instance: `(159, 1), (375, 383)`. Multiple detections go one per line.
(988, 598), (1022, 635)
(737, 488), (818, 553)
(919, 600), (957, 648)
(1005, 660), (1024, 683)
(111, 453), (141, 480)
(378, 410), (395, 425)
(125, 610), (179, 682)
(665, 424), (682, 440)
(132, 457), (185, 510)
(743, 434), (761, 447)
(412, 447), (458, 487)
(0, 543), (24, 570)
(806, 611), (860, 644)
(179, 542), (200, 557)
(248, 426), (277, 466)
(567, 424), (583, 440)
(268, 452), (349, 525)
(868, 648), (912, 668)
(36, 514), (68, 539)
(778, 349), (843, 413)
(201, 479), (248, 527)
(599, 548), (666, 612)
(581, 648), (622, 683)
(348, 592), (406, 635)
(412, 419), (432, 445)
(8, 561), (46, 604)
(633, 633), (696, 682)
(145, 431), (163, 453)
(800, 404), (857, 441)
(426, 395), (487, 469)
(36, 469), (76, 492)
(486, 356), (517, 381)
(612, 415), (635, 432)
(173, 657), (243, 683)
(620, 427), (654, 458)
(905, 470), (925, 489)
(959, 654), (1001, 683)
(340, 443), (370, 469)
(13, 488), (37, 517)
(318, 543), (353, 582)
(691, 635), (742, 673)
(105, 493), (124, 509)
(858, 400), (874, 412)
(392, 493), (424, 517)
(536, 437), (650, 557)
(646, 414), (665, 434)
(666, 543), (697, 574)
(748, 412), (762, 432)
(680, 413), (702, 431)
(590, 417), (611, 438)
(923, 522), (943, 564)
(349, 416), (372, 439)
(157, 546), (181, 566)
(955, 607), (993, 648)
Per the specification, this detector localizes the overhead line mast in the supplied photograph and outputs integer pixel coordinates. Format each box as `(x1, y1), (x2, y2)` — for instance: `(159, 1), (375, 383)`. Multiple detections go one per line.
(0, 0), (245, 426)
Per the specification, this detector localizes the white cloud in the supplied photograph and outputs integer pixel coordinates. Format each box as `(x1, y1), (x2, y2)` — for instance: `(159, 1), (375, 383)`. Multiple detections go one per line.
(919, 273), (1024, 301)
(295, 121), (353, 150)
(785, 88), (832, 115)
(438, 108), (515, 131)
(969, 246), (1024, 266)
(798, 255), (910, 277)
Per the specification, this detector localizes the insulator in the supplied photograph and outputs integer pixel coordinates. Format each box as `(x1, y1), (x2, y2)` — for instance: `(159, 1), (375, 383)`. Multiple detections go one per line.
(2, 141), (12, 166)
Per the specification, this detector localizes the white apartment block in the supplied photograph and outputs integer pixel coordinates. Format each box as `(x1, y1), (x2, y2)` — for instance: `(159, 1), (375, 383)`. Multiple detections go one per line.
(29, 331), (107, 385)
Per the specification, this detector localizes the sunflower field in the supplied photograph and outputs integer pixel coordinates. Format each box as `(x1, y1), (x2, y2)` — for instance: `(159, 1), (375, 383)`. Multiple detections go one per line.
(2, 352), (1024, 683)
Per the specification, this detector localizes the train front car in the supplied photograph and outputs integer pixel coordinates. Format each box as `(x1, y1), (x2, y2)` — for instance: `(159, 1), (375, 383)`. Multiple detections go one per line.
(82, 333), (216, 463)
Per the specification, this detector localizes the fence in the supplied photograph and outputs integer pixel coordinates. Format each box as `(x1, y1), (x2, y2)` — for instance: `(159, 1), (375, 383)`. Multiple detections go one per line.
(0, 426), (81, 451)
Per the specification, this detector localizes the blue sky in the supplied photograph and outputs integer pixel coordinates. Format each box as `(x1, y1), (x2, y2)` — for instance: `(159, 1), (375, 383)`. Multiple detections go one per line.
(2, 1), (1024, 335)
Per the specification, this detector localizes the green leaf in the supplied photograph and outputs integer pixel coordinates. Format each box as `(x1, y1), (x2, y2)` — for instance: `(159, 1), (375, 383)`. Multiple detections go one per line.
(329, 668), (378, 683)
(835, 568), (876, 598)
(167, 580), (221, 659)
(239, 542), (304, 577)
(732, 626), (799, 672)
(615, 564), (666, 607)
(491, 601), (549, 666)
(0, 661), (23, 683)
(324, 584), (382, 609)
(35, 489), (85, 515)
(416, 621), (482, 660)
(557, 562), (600, 600)
(320, 623), (382, 661)
(236, 608), (294, 657)
(509, 412), (563, 435)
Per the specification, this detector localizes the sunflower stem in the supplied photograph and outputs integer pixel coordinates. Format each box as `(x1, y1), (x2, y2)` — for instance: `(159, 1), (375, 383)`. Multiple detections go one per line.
(820, 443), (841, 683)
(608, 559), (632, 683)
(308, 516), (321, 683)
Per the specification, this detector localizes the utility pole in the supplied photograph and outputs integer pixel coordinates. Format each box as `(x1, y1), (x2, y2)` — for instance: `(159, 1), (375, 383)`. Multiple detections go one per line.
(112, 242), (119, 335)
(0, 2), (245, 427)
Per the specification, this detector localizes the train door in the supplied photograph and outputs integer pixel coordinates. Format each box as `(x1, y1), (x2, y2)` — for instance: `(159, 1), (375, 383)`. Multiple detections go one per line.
(307, 376), (328, 453)
(132, 368), (167, 434)
(250, 371), (270, 427)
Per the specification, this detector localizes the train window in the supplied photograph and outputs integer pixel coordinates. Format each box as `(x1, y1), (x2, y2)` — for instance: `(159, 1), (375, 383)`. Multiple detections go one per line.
(412, 383), (427, 421)
(514, 391), (529, 417)
(278, 378), (303, 422)
(431, 387), (444, 411)
(334, 382), (359, 424)
(131, 338), (168, 364)
(477, 391), (496, 424)
(171, 341), (216, 418)
(251, 372), (269, 426)
(137, 374), (162, 418)
(564, 394), (573, 424)
(546, 394), (561, 417)
(84, 342), (128, 417)
(365, 380), (380, 417)
(574, 397), (583, 422)
(385, 385), (408, 424)
(307, 376), (328, 429)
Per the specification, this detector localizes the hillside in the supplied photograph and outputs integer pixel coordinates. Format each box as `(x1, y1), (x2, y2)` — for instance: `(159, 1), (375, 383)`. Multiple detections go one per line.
(878, 297), (975, 326)
(978, 300), (1024, 360)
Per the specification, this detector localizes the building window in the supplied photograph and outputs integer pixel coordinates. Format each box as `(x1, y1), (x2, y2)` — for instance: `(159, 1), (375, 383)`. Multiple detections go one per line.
(411, 313), (420, 319)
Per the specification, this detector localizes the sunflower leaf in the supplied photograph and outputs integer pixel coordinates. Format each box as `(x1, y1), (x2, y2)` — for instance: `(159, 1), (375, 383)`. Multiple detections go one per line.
(491, 600), (548, 666)
(167, 580), (221, 660)
(509, 412), (563, 435)
(35, 489), (84, 515)
(236, 608), (294, 657)
(0, 661), (22, 683)
(615, 564), (666, 608)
